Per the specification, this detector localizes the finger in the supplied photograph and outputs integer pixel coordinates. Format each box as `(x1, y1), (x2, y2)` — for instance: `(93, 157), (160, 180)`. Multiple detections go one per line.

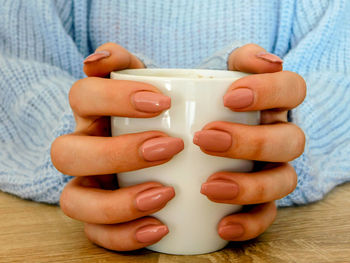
(84, 217), (169, 251)
(69, 77), (171, 119)
(83, 42), (144, 77)
(51, 131), (184, 176)
(223, 71), (306, 111)
(228, 43), (283, 73)
(60, 178), (175, 224)
(217, 202), (277, 241)
(193, 121), (305, 162)
(200, 163), (297, 205)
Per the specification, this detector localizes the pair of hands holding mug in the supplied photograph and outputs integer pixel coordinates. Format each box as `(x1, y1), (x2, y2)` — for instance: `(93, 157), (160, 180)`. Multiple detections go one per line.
(51, 43), (306, 251)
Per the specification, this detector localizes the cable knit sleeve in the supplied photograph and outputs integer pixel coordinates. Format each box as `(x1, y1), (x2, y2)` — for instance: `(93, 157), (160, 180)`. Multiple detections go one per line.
(277, 0), (350, 206)
(0, 1), (86, 203)
(195, 0), (350, 207)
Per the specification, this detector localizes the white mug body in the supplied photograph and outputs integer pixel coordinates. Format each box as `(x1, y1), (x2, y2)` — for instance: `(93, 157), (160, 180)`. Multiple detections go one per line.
(111, 69), (259, 255)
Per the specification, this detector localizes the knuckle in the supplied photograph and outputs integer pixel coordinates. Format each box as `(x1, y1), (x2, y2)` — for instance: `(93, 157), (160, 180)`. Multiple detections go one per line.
(285, 163), (298, 192)
(285, 71), (307, 104)
(252, 183), (267, 203)
(295, 73), (307, 103)
(104, 140), (124, 172)
(59, 185), (73, 217)
(295, 72), (307, 90)
(50, 135), (68, 172)
(248, 131), (267, 160)
(100, 200), (121, 223)
(69, 78), (88, 114)
(291, 125), (306, 159)
(231, 126), (266, 161)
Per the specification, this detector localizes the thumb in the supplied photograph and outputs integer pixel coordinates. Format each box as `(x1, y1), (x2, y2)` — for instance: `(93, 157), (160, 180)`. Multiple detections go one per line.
(83, 42), (144, 77)
(228, 43), (283, 74)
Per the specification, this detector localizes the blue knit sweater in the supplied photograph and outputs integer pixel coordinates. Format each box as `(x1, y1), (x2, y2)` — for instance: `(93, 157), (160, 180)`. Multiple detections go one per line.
(1, 0), (350, 206)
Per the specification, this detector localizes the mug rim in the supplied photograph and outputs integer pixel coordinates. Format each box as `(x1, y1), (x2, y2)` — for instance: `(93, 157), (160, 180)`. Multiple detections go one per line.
(111, 68), (249, 81)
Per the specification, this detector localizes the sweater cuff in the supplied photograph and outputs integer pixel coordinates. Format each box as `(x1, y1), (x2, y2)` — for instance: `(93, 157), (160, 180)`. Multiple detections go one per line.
(132, 53), (159, 68)
(276, 72), (350, 207)
(0, 74), (76, 204)
(196, 41), (247, 70)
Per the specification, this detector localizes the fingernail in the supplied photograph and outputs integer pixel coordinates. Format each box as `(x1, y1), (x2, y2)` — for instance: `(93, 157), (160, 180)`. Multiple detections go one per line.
(218, 223), (244, 240)
(135, 224), (169, 243)
(223, 88), (254, 109)
(83, 50), (111, 64)
(193, 130), (231, 152)
(135, 186), (175, 211)
(255, 52), (283, 64)
(200, 179), (239, 200)
(132, 91), (171, 113)
(140, 137), (184, 162)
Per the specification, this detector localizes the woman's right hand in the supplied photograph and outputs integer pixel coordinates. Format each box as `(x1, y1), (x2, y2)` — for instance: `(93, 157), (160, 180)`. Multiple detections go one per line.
(51, 43), (184, 251)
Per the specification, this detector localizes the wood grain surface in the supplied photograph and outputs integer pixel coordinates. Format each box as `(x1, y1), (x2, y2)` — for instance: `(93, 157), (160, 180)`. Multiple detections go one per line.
(1, 183), (350, 263)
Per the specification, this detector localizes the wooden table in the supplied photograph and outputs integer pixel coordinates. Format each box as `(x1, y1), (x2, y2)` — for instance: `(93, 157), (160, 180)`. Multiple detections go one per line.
(1, 183), (350, 263)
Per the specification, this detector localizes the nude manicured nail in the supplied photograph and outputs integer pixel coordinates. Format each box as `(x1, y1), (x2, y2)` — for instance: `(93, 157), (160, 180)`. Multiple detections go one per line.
(193, 130), (231, 152)
(223, 88), (254, 109)
(135, 186), (175, 211)
(141, 137), (184, 162)
(200, 180), (239, 200)
(255, 52), (283, 64)
(83, 50), (111, 64)
(135, 224), (169, 243)
(132, 91), (171, 113)
(218, 223), (244, 240)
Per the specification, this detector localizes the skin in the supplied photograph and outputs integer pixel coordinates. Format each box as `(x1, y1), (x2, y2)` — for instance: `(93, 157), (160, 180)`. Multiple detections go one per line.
(51, 42), (306, 250)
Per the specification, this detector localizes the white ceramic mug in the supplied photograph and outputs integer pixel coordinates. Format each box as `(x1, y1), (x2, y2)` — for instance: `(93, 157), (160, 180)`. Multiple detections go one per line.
(111, 69), (259, 255)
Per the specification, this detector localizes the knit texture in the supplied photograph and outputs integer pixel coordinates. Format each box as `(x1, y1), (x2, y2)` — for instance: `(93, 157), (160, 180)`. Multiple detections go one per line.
(0, 0), (350, 206)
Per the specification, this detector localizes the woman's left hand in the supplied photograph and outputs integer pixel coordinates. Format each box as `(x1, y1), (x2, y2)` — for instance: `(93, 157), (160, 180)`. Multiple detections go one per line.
(195, 43), (306, 241)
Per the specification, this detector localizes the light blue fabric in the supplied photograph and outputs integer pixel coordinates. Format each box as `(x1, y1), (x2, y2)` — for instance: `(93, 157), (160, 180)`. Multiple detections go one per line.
(0, 0), (349, 206)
